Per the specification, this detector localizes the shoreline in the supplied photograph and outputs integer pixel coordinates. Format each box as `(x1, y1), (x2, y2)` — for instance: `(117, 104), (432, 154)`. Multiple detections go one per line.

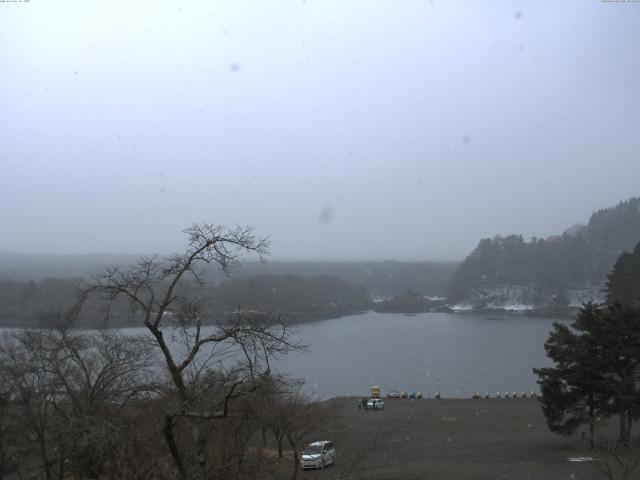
(0, 304), (578, 329)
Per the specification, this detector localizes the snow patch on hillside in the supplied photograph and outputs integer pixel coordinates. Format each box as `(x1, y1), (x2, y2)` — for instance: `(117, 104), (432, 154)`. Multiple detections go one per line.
(450, 303), (474, 311)
(457, 283), (604, 311)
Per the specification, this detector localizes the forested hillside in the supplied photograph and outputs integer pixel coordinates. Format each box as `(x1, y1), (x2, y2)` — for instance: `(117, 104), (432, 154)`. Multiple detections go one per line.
(227, 260), (456, 297)
(0, 254), (455, 324)
(447, 197), (640, 307)
(0, 274), (370, 327)
(206, 274), (370, 321)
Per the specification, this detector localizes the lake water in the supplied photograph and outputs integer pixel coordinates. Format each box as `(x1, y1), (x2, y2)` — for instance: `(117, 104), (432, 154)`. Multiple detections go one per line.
(0, 311), (567, 399)
(270, 311), (566, 399)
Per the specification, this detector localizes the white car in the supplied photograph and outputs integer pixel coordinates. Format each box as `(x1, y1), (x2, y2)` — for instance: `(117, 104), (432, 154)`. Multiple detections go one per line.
(300, 440), (336, 469)
(367, 398), (385, 410)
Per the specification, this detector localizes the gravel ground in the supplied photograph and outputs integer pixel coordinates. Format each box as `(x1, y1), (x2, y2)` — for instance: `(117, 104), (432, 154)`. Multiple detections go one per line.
(296, 397), (609, 480)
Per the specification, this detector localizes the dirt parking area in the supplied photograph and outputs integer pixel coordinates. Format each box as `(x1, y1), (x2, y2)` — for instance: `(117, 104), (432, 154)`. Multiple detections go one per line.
(296, 397), (607, 480)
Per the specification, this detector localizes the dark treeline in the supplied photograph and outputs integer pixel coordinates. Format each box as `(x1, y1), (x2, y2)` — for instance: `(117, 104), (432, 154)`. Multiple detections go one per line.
(0, 258), (457, 326)
(0, 274), (370, 327)
(606, 241), (640, 307)
(0, 252), (140, 282)
(373, 290), (447, 314)
(448, 197), (640, 303)
(222, 260), (457, 297)
(0, 277), (84, 326)
(208, 274), (370, 321)
(0, 252), (457, 298)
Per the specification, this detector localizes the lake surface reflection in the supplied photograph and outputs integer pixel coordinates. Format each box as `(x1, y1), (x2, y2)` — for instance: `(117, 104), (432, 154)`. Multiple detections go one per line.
(270, 311), (567, 399)
(0, 311), (567, 399)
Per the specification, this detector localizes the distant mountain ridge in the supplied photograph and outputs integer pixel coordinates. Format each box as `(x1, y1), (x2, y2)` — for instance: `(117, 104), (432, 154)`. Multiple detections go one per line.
(0, 251), (140, 281)
(0, 249), (455, 298)
(447, 197), (640, 311)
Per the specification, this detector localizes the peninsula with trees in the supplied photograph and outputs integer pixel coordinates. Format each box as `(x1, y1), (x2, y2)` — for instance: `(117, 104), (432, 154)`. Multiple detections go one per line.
(446, 197), (640, 316)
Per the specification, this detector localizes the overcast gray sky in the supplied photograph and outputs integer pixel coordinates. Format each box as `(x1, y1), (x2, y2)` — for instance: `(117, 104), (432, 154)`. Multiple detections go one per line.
(1, 1), (639, 261)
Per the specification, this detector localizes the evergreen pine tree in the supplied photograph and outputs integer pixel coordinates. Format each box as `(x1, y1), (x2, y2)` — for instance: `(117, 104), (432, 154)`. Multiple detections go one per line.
(606, 242), (640, 307)
(535, 302), (640, 445)
(534, 303), (609, 446)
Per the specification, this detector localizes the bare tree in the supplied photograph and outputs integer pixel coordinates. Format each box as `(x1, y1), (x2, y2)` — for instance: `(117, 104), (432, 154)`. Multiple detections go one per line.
(0, 224), (304, 479)
(0, 319), (159, 480)
(0, 388), (13, 480)
(0, 330), (64, 480)
(81, 223), (302, 480)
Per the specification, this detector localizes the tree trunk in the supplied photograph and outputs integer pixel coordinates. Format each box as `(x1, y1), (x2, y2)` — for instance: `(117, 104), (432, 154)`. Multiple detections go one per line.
(287, 435), (300, 480)
(163, 415), (188, 480)
(619, 412), (630, 446)
(273, 429), (284, 458)
(196, 423), (207, 480)
(588, 404), (595, 449)
(262, 427), (267, 448)
(38, 435), (53, 480)
(57, 443), (65, 480)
